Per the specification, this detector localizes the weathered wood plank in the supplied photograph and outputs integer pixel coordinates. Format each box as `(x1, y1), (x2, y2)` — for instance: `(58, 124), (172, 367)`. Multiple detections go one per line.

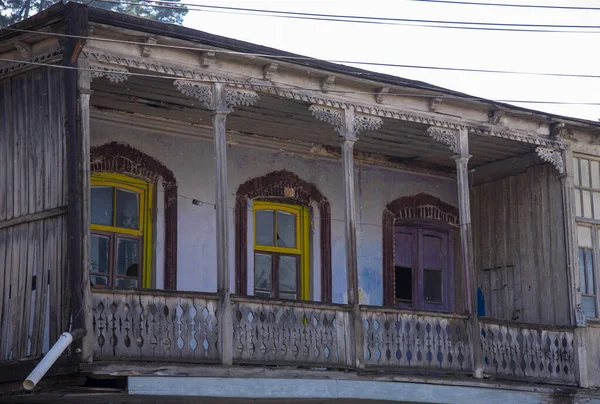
(520, 168), (536, 323)
(0, 207), (68, 230)
(508, 175), (522, 321)
(537, 166), (553, 324)
(31, 220), (49, 357)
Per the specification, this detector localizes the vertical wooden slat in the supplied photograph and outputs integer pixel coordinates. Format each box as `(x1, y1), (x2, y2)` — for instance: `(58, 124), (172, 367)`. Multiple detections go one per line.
(508, 175), (522, 321)
(481, 182), (494, 317)
(518, 170), (535, 323)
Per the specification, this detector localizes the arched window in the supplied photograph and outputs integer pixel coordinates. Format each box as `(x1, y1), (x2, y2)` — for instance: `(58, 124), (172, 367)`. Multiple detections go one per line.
(383, 193), (458, 311)
(235, 170), (332, 302)
(90, 142), (178, 289)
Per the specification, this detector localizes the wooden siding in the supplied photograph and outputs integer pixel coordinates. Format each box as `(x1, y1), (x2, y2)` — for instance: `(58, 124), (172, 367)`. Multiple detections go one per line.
(0, 67), (67, 361)
(471, 164), (569, 326)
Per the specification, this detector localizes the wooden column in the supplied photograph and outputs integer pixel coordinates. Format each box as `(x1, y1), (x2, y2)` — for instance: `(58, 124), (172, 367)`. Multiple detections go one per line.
(561, 149), (589, 387)
(452, 128), (483, 378)
(174, 81), (258, 365)
(339, 124), (364, 370)
(77, 58), (93, 363)
(211, 83), (233, 366)
(309, 105), (382, 370)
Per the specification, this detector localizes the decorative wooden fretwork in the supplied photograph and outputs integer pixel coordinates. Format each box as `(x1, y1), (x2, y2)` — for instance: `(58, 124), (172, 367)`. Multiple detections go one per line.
(232, 297), (353, 368)
(480, 321), (576, 384)
(91, 290), (219, 362)
(536, 146), (564, 175)
(362, 309), (472, 372)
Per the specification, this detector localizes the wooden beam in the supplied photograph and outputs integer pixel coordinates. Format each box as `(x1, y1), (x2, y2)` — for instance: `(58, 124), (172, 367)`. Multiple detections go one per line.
(0, 207), (67, 230)
(453, 128), (484, 379)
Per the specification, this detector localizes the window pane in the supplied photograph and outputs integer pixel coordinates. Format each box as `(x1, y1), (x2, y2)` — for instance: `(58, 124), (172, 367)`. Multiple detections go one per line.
(394, 266), (412, 302)
(578, 225), (593, 248)
(583, 190), (593, 218)
(90, 234), (109, 274)
(254, 253), (272, 291)
(579, 248), (587, 294)
(255, 210), (274, 246)
(581, 158), (591, 188)
(575, 190), (582, 217)
(592, 161), (600, 189)
(91, 186), (113, 226)
(582, 295), (597, 318)
(277, 211), (297, 248)
(116, 238), (139, 277)
(594, 192), (600, 219)
(116, 189), (140, 229)
(573, 158), (580, 186)
(279, 255), (298, 293)
(424, 269), (443, 303)
(116, 277), (138, 290)
(279, 292), (296, 300)
(91, 275), (108, 286)
(255, 290), (271, 298)
(586, 249), (595, 295)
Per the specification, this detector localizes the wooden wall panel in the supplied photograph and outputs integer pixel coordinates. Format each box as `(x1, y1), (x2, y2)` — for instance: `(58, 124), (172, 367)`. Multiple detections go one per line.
(471, 164), (569, 326)
(0, 67), (67, 361)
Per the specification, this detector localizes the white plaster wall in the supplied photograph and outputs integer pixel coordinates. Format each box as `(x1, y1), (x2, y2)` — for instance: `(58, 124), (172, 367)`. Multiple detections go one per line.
(92, 123), (457, 305)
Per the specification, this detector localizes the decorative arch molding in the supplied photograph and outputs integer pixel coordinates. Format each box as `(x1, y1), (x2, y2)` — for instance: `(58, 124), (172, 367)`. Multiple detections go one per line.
(235, 170), (332, 302)
(90, 142), (178, 290)
(382, 193), (458, 307)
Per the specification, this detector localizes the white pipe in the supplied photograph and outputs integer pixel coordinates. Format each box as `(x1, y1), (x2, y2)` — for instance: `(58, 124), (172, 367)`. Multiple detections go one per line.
(23, 332), (74, 391)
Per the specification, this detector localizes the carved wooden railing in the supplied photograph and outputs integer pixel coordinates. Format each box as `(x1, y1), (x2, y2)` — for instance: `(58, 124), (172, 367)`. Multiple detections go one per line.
(361, 307), (472, 372)
(91, 289), (220, 362)
(480, 319), (576, 384)
(231, 296), (353, 368)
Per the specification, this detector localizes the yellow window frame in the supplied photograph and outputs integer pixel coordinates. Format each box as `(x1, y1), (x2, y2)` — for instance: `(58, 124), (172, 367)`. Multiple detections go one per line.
(91, 172), (154, 288)
(253, 201), (310, 300)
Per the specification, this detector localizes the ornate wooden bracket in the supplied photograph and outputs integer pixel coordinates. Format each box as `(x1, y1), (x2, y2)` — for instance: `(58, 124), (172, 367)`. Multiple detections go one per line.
(139, 37), (157, 58)
(90, 63), (129, 83)
(309, 105), (382, 137)
(536, 146), (565, 175)
(427, 126), (458, 153)
(262, 63), (279, 80)
(174, 80), (259, 110)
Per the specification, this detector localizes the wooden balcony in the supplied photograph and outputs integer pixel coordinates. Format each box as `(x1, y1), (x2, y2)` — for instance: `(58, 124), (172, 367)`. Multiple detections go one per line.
(90, 290), (576, 385)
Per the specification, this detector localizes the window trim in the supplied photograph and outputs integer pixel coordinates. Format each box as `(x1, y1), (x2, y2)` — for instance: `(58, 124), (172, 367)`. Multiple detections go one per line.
(91, 142), (178, 289)
(382, 193), (459, 310)
(573, 154), (600, 319)
(91, 172), (154, 288)
(252, 201), (310, 300)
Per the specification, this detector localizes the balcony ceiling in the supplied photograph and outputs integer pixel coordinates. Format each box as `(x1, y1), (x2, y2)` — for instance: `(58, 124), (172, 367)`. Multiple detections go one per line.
(90, 72), (536, 172)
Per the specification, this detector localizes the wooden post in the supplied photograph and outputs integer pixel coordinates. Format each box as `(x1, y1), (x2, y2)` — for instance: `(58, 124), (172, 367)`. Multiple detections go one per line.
(561, 149), (589, 387)
(339, 108), (364, 370)
(212, 83), (233, 366)
(63, 2), (89, 358)
(76, 58), (93, 363)
(453, 128), (484, 378)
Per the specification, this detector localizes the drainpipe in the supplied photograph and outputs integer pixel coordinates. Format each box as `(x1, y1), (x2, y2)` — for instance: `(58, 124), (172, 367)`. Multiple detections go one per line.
(23, 328), (86, 391)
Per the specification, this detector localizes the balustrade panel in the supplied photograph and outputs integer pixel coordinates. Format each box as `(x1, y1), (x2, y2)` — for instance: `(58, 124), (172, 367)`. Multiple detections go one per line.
(362, 309), (472, 372)
(480, 320), (576, 384)
(232, 297), (353, 368)
(91, 290), (219, 362)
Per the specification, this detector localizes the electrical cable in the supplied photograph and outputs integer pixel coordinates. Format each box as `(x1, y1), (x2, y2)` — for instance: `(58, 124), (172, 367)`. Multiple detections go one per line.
(2, 26), (600, 80)
(406, 0), (600, 11)
(88, 0), (600, 34)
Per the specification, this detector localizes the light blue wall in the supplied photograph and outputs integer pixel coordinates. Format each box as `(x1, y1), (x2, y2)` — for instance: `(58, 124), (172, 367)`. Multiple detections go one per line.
(92, 124), (457, 305)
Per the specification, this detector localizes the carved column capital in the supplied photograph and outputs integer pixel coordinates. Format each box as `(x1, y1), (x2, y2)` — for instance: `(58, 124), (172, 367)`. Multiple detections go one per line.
(427, 126), (458, 153)
(536, 146), (565, 175)
(174, 80), (258, 111)
(90, 64), (129, 83)
(174, 80), (213, 108)
(309, 105), (382, 137)
(224, 88), (259, 109)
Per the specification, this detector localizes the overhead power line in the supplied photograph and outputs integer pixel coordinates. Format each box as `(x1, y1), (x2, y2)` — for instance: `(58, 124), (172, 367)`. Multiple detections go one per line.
(406, 0), (600, 11)
(2, 57), (600, 106)
(2, 26), (600, 80)
(91, 0), (600, 33)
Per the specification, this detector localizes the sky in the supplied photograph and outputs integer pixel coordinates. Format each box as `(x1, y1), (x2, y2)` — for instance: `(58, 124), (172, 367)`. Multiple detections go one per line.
(181, 0), (600, 122)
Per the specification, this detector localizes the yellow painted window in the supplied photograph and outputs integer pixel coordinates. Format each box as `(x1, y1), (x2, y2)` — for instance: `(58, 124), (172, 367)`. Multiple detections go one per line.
(253, 201), (310, 300)
(90, 173), (153, 289)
